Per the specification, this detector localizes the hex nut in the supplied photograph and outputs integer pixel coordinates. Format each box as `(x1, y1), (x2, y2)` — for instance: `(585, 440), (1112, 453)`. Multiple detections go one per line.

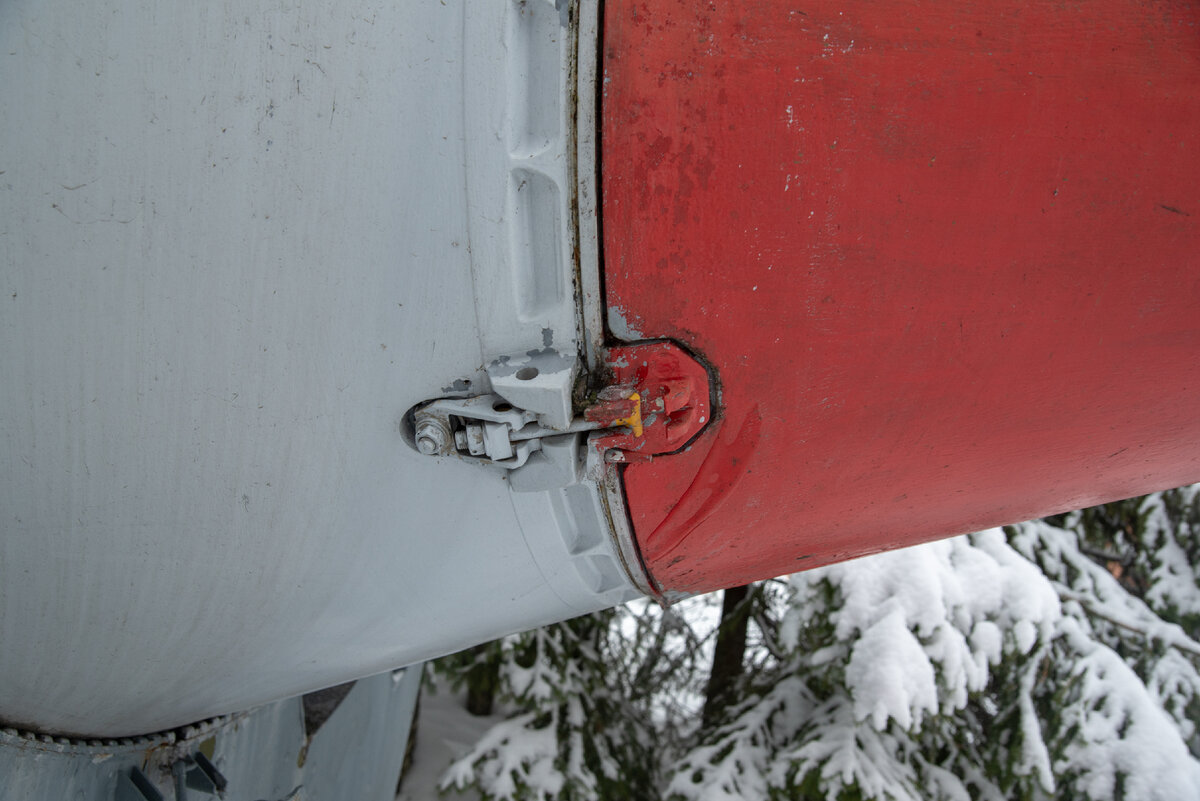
(415, 419), (450, 455)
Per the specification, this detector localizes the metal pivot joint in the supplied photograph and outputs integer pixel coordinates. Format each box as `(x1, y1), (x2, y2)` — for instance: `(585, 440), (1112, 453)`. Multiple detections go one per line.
(408, 341), (712, 490)
(412, 393), (606, 469)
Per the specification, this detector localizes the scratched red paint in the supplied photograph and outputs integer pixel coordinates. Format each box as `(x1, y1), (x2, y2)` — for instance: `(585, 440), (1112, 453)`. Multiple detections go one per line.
(589, 341), (712, 460)
(602, 0), (1200, 594)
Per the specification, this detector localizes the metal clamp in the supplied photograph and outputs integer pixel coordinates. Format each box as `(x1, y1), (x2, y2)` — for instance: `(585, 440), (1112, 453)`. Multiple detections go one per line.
(412, 394), (610, 470)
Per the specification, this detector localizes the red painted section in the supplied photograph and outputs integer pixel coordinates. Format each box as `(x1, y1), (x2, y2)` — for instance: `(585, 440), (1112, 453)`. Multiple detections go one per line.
(589, 341), (712, 462)
(602, 0), (1200, 593)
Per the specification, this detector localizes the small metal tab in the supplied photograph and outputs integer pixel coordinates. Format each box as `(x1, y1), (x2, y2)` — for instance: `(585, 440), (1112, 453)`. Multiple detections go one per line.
(183, 751), (228, 795)
(487, 349), (579, 431)
(116, 767), (164, 801)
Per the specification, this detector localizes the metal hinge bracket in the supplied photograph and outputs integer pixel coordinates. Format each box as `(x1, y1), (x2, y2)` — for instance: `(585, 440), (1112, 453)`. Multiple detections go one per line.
(408, 341), (712, 489)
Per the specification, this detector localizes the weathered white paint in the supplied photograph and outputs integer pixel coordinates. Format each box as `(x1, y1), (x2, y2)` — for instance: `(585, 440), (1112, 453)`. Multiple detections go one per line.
(0, 0), (632, 737)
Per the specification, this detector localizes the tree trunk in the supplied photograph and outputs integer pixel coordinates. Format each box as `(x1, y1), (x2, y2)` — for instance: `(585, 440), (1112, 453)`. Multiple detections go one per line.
(702, 584), (752, 729)
(465, 642), (500, 716)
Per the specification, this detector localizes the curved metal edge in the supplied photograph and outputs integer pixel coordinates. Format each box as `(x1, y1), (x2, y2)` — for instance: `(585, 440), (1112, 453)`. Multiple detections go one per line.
(0, 726), (178, 754)
(571, 0), (666, 605)
(0, 714), (239, 801)
(0, 669), (423, 801)
(0, 713), (237, 754)
(585, 446), (667, 604)
(575, 0), (605, 374)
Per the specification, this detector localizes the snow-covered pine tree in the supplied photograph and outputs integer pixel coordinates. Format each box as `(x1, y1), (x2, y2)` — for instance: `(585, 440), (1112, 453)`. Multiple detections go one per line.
(666, 486), (1200, 801)
(435, 487), (1200, 800)
(432, 640), (505, 716)
(438, 610), (660, 801)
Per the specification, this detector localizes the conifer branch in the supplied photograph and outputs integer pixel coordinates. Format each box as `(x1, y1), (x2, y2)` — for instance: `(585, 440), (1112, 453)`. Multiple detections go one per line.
(1058, 590), (1200, 660)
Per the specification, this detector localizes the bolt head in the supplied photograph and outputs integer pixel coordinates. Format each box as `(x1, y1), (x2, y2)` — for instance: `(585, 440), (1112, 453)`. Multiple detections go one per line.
(414, 419), (449, 455)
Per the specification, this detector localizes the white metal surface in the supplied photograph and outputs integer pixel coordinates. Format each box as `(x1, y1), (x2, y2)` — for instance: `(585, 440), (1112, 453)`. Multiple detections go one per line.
(0, 667), (422, 801)
(0, 0), (637, 738)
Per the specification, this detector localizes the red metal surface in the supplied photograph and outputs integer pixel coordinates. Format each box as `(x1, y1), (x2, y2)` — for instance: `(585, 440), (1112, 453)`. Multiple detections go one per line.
(602, 0), (1200, 594)
(588, 341), (712, 462)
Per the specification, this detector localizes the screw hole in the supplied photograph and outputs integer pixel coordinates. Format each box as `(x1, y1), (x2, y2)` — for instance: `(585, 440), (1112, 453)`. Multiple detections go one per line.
(493, 401), (513, 412)
(515, 366), (539, 381)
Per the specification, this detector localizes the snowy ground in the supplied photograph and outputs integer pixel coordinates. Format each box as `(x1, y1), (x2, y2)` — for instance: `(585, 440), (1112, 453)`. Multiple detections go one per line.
(396, 688), (500, 801)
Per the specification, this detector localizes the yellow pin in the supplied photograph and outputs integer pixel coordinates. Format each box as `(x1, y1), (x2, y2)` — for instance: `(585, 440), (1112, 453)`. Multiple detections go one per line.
(612, 392), (643, 437)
